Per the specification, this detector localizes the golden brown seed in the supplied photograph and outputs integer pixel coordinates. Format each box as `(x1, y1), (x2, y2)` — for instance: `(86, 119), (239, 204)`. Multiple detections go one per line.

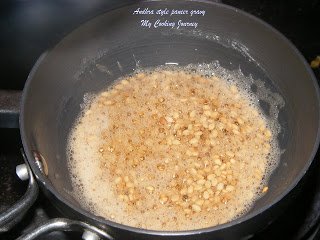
(172, 112), (179, 119)
(204, 110), (212, 117)
(174, 124), (181, 130)
(128, 194), (135, 201)
(121, 79), (129, 85)
(264, 143), (271, 150)
(230, 85), (238, 94)
(180, 201), (189, 208)
(211, 130), (218, 138)
(220, 163), (226, 170)
(194, 162), (201, 169)
(191, 151), (199, 157)
(226, 185), (235, 192)
(165, 116), (174, 123)
(197, 179), (206, 185)
(101, 92), (110, 97)
(159, 195), (168, 204)
(195, 131), (203, 136)
(262, 186), (269, 193)
(172, 139), (181, 145)
(189, 138), (199, 145)
(208, 123), (215, 130)
(189, 111), (196, 118)
(196, 199), (204, 206)
(187, 186), (194, 194)
(107, 145), (114, 152)
(226, 151), (234, 158)
(115, 84), (123, 90)
(184, 208), (192, 214)
(205, 180), (212, 189)
(192, 204), (202, 212)
(217, 182), (224, 191)
(126, 182), (134, 188)
(194, 184), (202, 191)
(190, 168), (198, 175)
(237, 117), (244, 125)
(211, 112), (219, 119)
(211, 179), (218, 186)
(259, 125), (266, 132)
(157, 164), (165, 171)
(159, 117), (166, 125)
(203, 191), (210, 199)
(180, 189), (188, 197)
(265, 130), (272, 138)
(114, 177), (122, 184)
(207, 174), (215, 181)
(226, 175), (233, 181)
(214, 159), (222, 166)
(182, 130), (190, 135)
(123, 195), (129, 202)
(146, 186), (155, 193)
(203, 105), (211, 110)
(118, 194), (124, 200)
(171, 195), (180, 202)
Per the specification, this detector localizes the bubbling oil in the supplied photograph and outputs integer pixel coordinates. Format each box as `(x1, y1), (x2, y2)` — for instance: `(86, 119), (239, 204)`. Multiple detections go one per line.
(67, 63), (282, 231)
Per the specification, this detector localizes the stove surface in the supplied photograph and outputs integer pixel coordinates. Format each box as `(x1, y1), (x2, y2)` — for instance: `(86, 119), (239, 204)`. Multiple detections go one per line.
(0, 0), (320, 239)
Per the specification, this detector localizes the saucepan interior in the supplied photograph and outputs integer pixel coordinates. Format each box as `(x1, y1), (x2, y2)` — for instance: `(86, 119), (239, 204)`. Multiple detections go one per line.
(20, 0), (319, 236)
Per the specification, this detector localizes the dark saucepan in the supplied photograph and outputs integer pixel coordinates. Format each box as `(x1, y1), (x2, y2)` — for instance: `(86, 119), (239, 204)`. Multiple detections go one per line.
(14, 0), (320, 239)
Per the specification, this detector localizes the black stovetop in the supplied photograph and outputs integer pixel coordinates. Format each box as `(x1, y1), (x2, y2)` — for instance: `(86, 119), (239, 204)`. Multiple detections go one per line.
(1, 0), (320, 239)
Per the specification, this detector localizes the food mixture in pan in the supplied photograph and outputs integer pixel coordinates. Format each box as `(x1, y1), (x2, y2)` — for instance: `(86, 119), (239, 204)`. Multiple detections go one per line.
(67, 65), (280, 230)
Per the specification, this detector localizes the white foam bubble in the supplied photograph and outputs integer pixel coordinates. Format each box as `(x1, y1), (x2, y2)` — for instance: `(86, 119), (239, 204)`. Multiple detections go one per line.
(67, 63), (283, 231)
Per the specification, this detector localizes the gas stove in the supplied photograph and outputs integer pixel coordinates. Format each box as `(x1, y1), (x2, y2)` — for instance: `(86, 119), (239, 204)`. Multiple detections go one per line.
(1, 0), (320, 239)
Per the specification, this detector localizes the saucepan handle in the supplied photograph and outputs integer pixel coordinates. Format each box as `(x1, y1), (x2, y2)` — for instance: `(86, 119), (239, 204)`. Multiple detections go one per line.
(0, 51), (48, 129)
(0, 90), (21, 128)
(0, 151), (39, 232)
(16, 218), (114, 240)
